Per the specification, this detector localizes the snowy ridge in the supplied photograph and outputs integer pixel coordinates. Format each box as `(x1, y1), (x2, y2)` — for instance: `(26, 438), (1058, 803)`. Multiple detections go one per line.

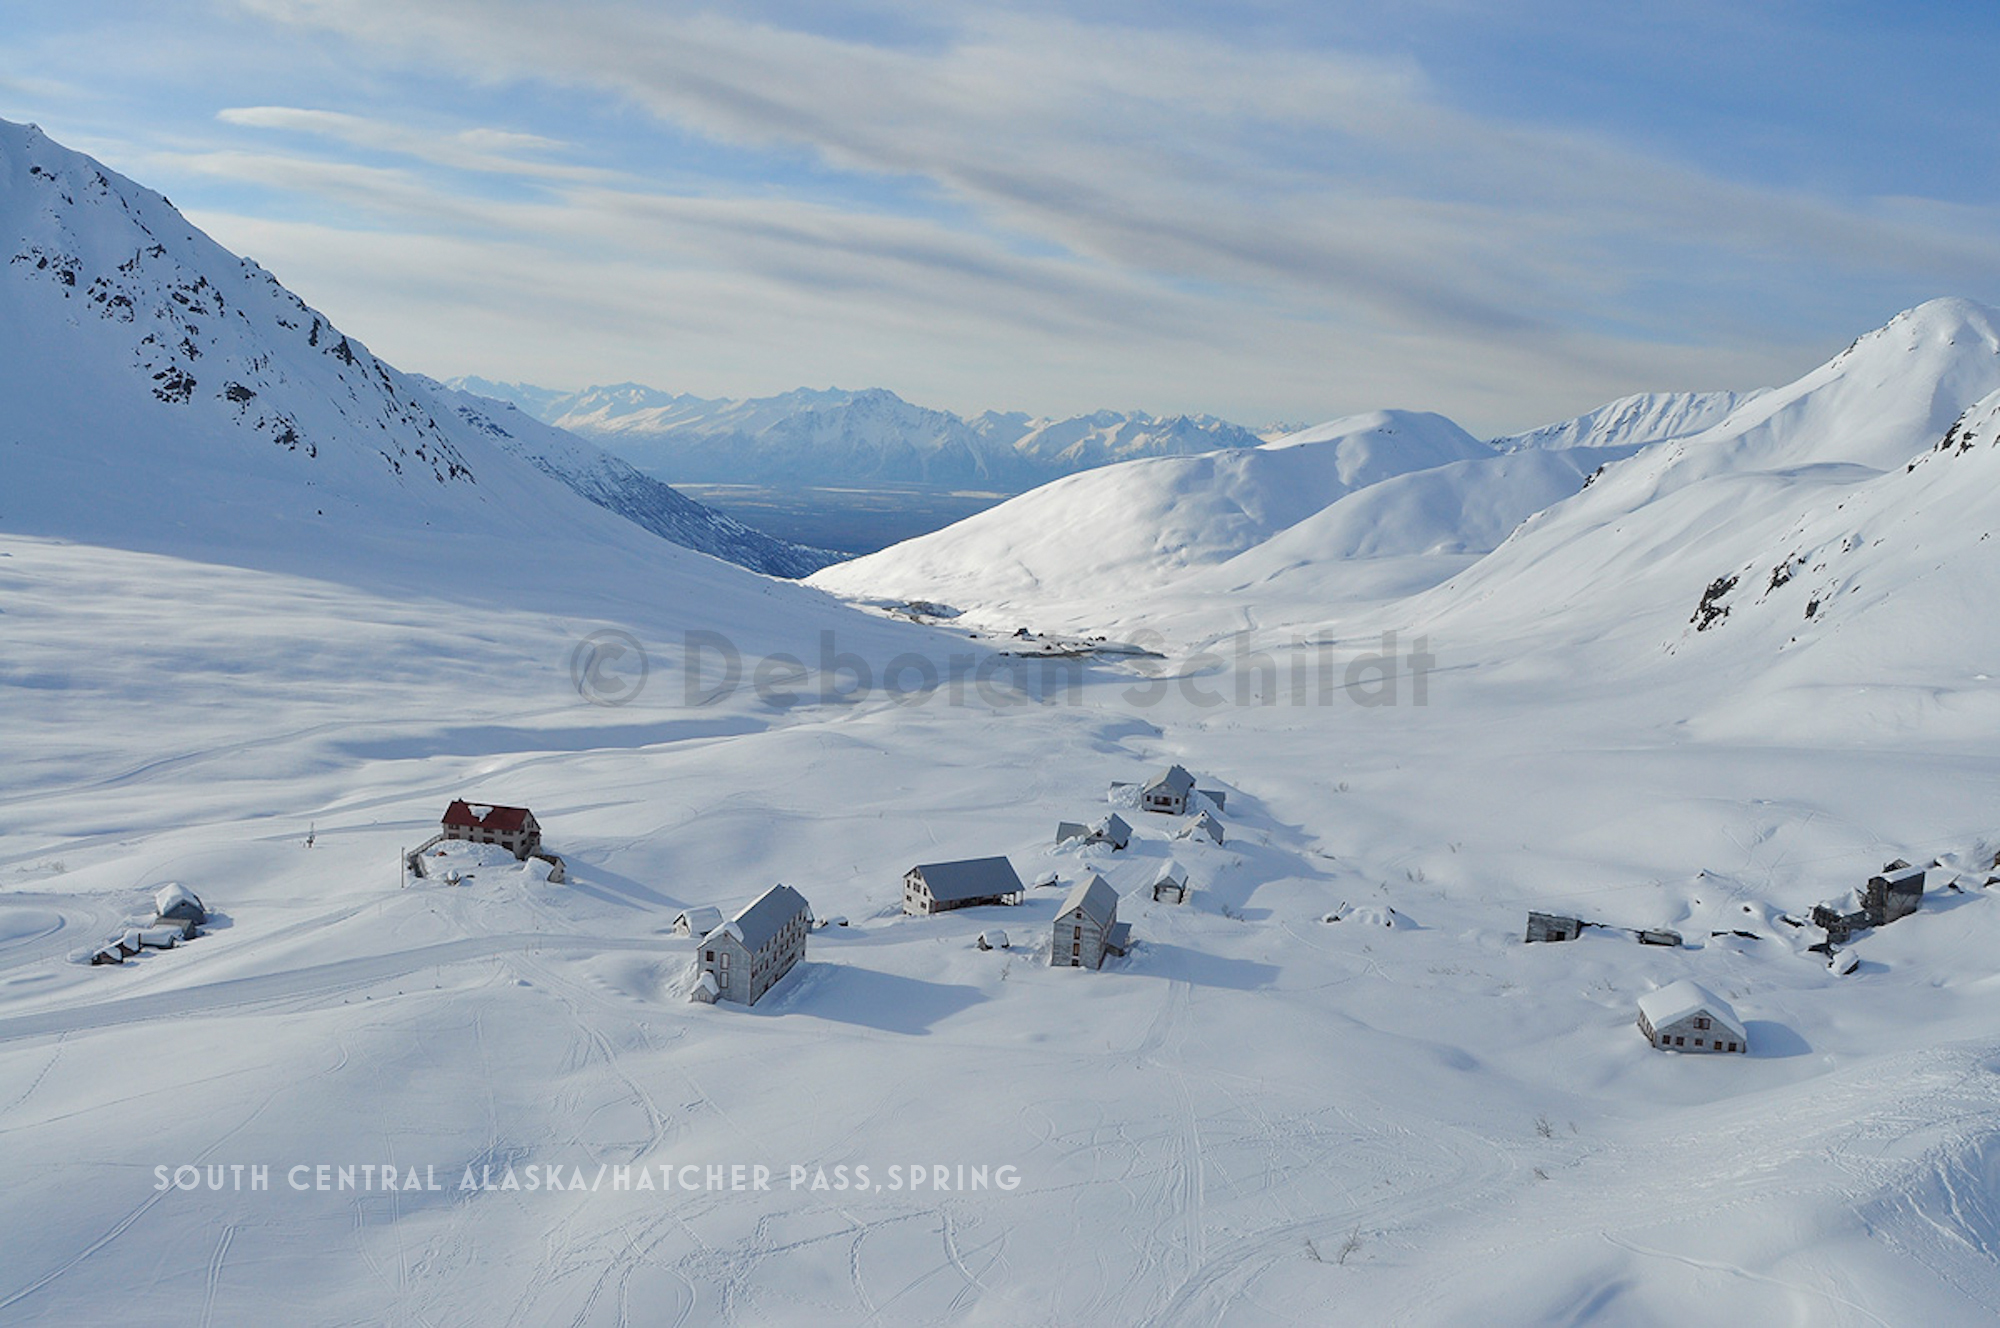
(1493, 389), (1762, 452)
(457, 378), (1268, 489)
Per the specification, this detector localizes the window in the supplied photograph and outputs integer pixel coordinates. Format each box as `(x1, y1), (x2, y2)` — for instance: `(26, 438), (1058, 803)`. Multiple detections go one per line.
(1693, 1017), (1710, 1030)
(1674, 1036), (1684, 1046)
(1694, 1038), (1704, 1047)
(704, 950), (714, 962)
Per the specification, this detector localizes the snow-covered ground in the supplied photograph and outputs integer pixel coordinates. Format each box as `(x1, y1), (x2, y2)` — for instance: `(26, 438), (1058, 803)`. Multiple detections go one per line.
(10, 521), (2000, 1325)
(8, 115), (2000, 1325)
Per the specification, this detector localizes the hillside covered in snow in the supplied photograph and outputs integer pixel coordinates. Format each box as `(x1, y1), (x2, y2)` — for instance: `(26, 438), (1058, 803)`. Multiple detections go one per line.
(11, 113), (2000, 1327)
(0, 120), (829, 579)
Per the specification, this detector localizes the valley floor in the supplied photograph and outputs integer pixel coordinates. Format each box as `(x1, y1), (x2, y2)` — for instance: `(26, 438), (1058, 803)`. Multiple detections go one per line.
(4, 534), (2000, 1326)
(670, 484), (1015, 556)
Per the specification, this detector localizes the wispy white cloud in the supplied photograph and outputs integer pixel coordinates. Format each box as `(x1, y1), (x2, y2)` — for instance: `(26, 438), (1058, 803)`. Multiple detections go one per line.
(214, 105), (615, 183)
(154, 0), (2000, 427)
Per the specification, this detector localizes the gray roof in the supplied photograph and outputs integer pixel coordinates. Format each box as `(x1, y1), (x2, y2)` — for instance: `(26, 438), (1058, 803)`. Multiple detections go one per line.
(1058, 874), (1118, 925)
(1144, 764), (1195, 796)
(1097, 813), (1132, 842)
(711, 884), (809, 951)
(912, 856), (1023, 902)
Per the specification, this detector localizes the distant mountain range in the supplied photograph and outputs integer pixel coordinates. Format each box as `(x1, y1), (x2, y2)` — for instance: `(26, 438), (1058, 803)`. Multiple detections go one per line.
(447, 377), (1272, 490)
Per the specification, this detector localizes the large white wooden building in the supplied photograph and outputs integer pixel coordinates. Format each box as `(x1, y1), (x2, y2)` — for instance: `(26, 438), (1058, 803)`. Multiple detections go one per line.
(1052, 875), (1119, 969)
(695, 884), (810, 1007)
(1636, 980), (1748, 1054)
(904, 857), (1024, 915)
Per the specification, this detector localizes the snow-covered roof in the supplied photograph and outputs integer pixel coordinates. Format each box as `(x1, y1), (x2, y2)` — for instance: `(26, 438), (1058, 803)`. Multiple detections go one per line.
(912, 856), (1023, 902)
(153, 882), (203, 918)
(711, 884), (808, 953)
(1058, 874), (1118, 926)
(1145, 764), (1195, 796)
(1097, 813), (1132, 841)
(1637, 980), (1745, 1039)
(1178, 811), (1224, 843)
(676, 906), (723, 933)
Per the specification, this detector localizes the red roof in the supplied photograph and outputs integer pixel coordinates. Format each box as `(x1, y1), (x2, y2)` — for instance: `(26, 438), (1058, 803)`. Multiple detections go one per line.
(442, 800), (536, 832)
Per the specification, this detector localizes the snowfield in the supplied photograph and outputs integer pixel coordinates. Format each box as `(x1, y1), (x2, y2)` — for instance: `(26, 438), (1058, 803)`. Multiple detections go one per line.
(7, 116), (2000, 1326)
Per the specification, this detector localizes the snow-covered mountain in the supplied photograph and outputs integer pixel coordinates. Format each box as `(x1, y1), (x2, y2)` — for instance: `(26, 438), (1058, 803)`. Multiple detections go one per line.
(456, 378), (1268, 490)
(1402, 298), (2000, 676)
(0, 119), (829, 580)
(808, 409), (1496, 625)
(1492, 389), (1762, 452)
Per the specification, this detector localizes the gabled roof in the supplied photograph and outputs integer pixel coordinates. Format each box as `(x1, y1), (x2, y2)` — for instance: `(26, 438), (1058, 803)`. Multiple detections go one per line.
(1178, 811), (1224, 842)
(1097, 813), (1132, 841)
(1057, 874), (1118, 926)
(153, 882), (204, 919)
(709, 884), (808, 952)
(911, 856), (1023, 902)
(1144, 765), (1195, 796)
(1637, 980), (1745, 1039)
(443, 799), (535, 831)
(676, 906), (723, 933)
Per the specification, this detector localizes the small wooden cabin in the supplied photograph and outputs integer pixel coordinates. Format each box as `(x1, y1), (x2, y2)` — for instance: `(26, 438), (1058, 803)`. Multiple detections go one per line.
(1177, 811), (1224, 846)
(1525, 911), (1583, 943)
(1637, 980), (1748, 1054)
(1141, 765), (1196, 816)
(673, 907), (724, 939)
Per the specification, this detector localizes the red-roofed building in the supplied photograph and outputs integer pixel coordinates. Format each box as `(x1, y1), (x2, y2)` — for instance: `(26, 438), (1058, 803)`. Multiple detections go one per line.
(441, 800), (542, 859)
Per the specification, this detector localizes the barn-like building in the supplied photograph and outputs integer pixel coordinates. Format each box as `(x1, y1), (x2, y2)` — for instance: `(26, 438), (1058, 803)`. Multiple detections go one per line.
(903, 857), (1024, 916)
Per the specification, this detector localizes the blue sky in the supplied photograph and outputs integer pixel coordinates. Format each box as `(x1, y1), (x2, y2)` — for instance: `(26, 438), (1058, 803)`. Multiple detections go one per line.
(3, 1), (1995, 432)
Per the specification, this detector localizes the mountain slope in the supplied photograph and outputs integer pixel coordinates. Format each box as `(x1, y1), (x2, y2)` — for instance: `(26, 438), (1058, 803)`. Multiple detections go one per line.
(0, 118), (831, 585)
(424, 381), (839, 577)
(1493, 389), (1763, 452)
(1382, 299), (2000, 702)
(807, 409), (1493, 624)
